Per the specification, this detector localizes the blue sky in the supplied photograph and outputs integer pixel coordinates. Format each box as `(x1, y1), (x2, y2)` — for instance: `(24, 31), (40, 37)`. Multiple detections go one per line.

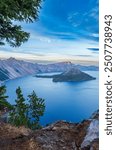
(0, 0), (99, 65)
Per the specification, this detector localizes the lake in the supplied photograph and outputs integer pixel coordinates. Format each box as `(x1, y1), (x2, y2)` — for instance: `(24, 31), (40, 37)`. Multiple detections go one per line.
(4, 71), (99, 126)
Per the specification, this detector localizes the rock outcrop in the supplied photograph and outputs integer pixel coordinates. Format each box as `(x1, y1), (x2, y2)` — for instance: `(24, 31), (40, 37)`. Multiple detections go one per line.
(81, 120), (99, 149)
(0, 111), (99, 150)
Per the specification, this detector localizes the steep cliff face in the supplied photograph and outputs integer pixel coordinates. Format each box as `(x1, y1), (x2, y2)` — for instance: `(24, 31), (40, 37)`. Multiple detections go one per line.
(0, 68), (10, 82)
(81, 119), (99, 149)
(0, 111), (99, 150)
(0, 58), (41, 81)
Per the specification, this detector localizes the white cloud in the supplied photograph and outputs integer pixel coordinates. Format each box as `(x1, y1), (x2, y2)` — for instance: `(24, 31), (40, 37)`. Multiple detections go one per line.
(31, 35), (51, 43)
(90, 33), (99, 38)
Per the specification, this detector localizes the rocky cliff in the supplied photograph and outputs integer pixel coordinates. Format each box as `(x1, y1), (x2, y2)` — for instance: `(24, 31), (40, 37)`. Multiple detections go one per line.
(0, 57), (41, 82)
(0, 111), (99, 150)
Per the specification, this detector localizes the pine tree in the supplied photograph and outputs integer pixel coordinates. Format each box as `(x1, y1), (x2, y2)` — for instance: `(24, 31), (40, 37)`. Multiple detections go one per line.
(9, 88), (45, 129)
(28, 91), (45, 129)
(9, 87), (28, 126)
(0, 85), (12, 111)
(0, 0), (42, 47)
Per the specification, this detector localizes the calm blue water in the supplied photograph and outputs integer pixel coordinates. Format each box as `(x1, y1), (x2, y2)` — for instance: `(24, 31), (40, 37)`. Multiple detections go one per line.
(4, 71), (99, 126)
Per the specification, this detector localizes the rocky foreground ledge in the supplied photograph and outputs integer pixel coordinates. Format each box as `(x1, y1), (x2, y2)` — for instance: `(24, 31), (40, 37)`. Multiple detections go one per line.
(0, 111), (99, 150)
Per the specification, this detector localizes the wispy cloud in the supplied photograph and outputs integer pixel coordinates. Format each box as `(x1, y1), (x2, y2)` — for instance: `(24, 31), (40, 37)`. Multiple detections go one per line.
(0, 50), (98, 66)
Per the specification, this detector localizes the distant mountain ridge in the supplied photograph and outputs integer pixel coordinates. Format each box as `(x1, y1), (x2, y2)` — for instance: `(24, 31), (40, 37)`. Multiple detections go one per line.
(0, 57), (98, 83)
(76, 64), (99, 71)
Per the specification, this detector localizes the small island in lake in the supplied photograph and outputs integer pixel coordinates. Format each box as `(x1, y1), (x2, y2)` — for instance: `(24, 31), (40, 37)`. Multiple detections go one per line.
(35, 67), (96, 82)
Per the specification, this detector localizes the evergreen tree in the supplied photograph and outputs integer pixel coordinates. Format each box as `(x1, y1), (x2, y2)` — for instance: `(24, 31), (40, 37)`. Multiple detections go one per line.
(9, 87), (45, 129)
(0, 0), (42, 47)
(28, 91), (45, 129)
(9, 87), (28, 126)
(0, 85), (12, 111)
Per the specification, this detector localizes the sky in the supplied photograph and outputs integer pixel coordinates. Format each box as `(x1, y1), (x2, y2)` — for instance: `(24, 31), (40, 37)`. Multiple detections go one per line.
(0, 0), (99, 65)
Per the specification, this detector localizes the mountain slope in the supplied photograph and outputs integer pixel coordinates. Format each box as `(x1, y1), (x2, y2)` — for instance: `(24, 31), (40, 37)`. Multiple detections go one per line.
(0, 68), (10, 81)
(53, 67), (96, 82)
(0, 57), (41, 82)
